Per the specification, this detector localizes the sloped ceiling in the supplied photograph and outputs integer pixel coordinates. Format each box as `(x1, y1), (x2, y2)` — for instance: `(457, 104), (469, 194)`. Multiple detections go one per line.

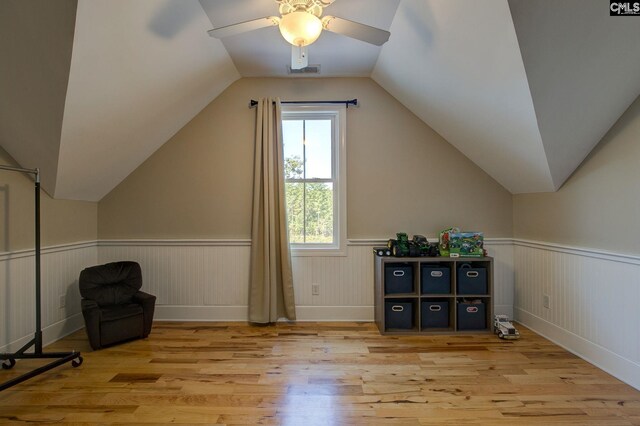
(373, 0), (553, 193)
(0, 0), (77, 195)
(55, 0), (239, 201)
(372, 0), (640, 193)
(508, 0), (640, 189)
(2, 0), (639, 200)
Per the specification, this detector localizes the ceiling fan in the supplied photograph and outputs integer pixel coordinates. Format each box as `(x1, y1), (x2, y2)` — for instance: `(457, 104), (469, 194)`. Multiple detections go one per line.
(203, 0), (391, 69)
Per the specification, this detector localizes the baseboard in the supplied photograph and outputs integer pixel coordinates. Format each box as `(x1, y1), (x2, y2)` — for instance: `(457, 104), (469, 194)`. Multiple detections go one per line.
(295, 306), (374, 321)
(0, 313), (85, 353)
(155, 305), (249, 321)
(154, 305), (375, 322)
(515, 307), (640, 391)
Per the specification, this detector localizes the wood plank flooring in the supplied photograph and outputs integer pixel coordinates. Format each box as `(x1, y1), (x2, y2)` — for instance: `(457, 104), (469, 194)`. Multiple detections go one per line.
(1, 322), (640, 425)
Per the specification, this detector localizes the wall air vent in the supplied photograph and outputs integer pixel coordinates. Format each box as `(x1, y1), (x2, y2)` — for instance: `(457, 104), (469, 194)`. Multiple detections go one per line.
(287, 64), (321, 74)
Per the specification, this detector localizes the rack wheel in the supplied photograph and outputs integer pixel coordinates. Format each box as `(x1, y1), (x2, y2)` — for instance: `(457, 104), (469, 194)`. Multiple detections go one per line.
(71, 356), (83, 368)
(2, 358), (16, 370)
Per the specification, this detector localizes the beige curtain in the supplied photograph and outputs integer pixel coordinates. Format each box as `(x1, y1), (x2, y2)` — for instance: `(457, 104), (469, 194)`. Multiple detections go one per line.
(248, 97), (296, 323)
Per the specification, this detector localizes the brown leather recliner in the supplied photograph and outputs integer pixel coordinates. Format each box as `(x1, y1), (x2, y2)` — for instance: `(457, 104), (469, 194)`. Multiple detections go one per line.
(79, 261), (155, 350)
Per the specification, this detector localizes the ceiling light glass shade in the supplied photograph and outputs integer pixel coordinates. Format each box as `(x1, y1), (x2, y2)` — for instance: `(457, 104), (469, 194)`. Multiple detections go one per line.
(279, 11), (323, 46)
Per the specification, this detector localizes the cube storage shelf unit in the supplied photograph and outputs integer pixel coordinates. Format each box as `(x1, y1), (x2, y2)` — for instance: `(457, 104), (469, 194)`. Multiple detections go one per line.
(374, 255), (493, 335)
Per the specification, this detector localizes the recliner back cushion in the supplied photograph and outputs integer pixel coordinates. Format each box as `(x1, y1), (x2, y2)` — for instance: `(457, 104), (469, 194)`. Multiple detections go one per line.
(79, 261), (143, 307)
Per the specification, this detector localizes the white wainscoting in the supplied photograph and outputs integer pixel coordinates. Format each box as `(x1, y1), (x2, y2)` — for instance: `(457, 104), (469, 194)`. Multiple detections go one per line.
(514, 240), (640, 390)
(0, 239), (514, 351)
(98, 238), (514, 322)
(0, 242), (98, 352)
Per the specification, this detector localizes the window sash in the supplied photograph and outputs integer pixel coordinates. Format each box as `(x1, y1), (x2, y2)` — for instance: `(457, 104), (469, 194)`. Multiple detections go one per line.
(282, 105), (346, 256)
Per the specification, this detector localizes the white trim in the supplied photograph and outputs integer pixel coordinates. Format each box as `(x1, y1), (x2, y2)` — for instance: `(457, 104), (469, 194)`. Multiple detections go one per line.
(4, 238), (632, 263)
(515, 307), (640, 391)
(347, 239), (388, 246)
(513, 238), (640, 265)
(283, 104), (347, 257)
(154, 305), (374, 322)
(155, 305), (248, 321)
(0, 237), (513, 250)
(99, 239), (251, 247)
(295, 306), (373, 321)
(0, 313), (85, 353)
(484, 238), (515, 246)
(347, 237), (514, 247)
(0, 240), (97, 261)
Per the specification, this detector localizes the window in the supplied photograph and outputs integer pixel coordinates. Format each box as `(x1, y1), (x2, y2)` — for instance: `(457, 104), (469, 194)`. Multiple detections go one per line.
(282, 105), (346, 256)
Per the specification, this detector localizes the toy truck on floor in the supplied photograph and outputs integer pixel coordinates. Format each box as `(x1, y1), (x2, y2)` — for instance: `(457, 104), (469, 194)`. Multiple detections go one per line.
(494, 314), (520, 340)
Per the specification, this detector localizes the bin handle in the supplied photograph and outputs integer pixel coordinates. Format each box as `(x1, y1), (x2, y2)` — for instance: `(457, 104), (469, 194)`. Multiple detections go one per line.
(466, 306), (479, 313)
(393, 270), (405, 277)
(392, 305), (404, 312)
(466, 271), (479, 278)
(459, 263), (472, 269)
(429, 305), (442, 312)
(430, 271), (443, 278)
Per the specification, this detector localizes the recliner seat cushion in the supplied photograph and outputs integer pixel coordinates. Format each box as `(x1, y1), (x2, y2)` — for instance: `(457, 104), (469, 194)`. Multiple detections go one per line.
(100, 312), (144, 347)
(101, 304), (144, 322)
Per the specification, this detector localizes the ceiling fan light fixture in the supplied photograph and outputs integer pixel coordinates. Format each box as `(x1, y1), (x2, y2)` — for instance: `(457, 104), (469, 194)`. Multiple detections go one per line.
(279, 11), (323, 46)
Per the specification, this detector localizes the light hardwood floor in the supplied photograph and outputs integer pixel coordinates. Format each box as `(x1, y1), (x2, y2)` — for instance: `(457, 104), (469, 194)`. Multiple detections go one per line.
(1, 322), (639, 425)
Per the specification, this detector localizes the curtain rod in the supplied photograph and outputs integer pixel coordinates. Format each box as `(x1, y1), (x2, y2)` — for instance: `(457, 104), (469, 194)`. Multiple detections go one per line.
(249, 99), (358, 108)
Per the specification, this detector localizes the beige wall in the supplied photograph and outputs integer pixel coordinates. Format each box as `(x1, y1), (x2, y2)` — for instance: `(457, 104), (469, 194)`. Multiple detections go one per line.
(99, 77), (513, 239)
(514, 94), (640, 254)
(0, 147), (97, 252)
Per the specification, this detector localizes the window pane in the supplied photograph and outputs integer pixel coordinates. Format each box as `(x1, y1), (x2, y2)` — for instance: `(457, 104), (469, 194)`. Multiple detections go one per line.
(285, 182), (304, 243)
(304, 119), (332, 179)
(304, 182), (333, 243)
(283, 120), (304, 179)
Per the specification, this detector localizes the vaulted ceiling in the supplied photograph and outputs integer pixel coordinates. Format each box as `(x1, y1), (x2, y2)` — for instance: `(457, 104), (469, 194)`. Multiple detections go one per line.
(1, 0), (639, 201)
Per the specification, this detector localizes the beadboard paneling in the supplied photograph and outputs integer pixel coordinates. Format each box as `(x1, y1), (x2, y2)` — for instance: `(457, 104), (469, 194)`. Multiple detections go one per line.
(0, 243), (98, 352)
(98, 239), (515, 321)
(514, 240), (640, 390)
(485, 240), (514, 318)
(99, 244), (250, 306)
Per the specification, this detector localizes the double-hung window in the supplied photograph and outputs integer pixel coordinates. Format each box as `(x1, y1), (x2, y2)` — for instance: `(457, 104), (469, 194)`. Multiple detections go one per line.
(282, 105), (346, 256)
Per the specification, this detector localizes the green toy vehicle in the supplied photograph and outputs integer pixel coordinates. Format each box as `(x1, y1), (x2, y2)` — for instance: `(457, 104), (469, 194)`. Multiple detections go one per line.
(388, 233), (436, 257)
(388, 232), (410, 257)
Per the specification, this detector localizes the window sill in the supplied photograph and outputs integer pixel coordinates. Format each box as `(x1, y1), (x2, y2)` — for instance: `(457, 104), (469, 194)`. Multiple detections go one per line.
(290, 247), (347, 257)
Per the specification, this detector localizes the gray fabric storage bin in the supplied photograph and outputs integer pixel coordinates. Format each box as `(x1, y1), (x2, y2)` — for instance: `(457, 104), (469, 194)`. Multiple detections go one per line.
(421, 265), (451, 294)
(421, 300), (449, 328)
(456, 302), (486, 330)
(457, 264), (487, 295)
(385, 301), (414, 329)
(384, 263), (413, 294)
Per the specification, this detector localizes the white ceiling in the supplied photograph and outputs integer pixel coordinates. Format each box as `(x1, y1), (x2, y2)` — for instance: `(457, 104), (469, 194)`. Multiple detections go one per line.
(2, 0), (640, 201)
(509, 0), (640, 190)
(55, 0), (240, 201)
(198, 0), (400, 77)
(373, 0), (553, 193)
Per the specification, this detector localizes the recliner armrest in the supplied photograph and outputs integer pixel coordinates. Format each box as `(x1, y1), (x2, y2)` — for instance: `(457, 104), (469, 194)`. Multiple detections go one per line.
(133, 291), (156, 338)
(81, 299), (102, 350)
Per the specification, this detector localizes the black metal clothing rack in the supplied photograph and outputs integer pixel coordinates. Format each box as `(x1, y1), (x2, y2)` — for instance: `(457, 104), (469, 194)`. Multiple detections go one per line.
(0, 164), (82, 391)
(249, 98), (358, 108)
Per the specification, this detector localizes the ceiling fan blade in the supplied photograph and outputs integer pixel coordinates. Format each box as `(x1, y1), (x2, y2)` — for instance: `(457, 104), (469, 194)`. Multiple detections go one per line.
(207, 17), (279, 39)
(322, 16), (390, 46)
